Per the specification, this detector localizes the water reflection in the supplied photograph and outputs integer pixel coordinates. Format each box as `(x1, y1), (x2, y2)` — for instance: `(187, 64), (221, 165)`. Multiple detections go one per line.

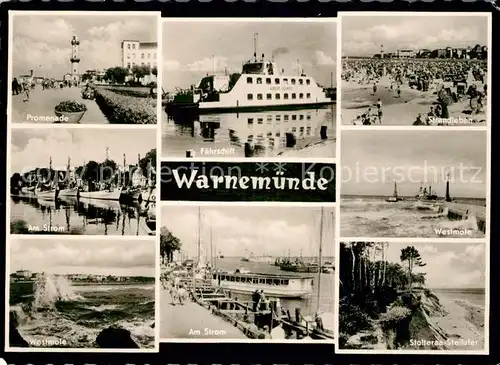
(162, 106), (336, 158)
(10, 194), (155, 236)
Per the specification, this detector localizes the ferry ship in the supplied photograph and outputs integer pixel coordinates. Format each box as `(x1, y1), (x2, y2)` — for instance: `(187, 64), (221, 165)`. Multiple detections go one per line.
(212, 271), (314, 298)
(166, 38), (335, 114)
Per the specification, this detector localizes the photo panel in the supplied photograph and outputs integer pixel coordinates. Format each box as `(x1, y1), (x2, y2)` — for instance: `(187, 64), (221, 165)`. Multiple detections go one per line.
(161, 19), (337, 159)
(8, 11), (160, 125)
(339, 12), (491, 127)
(336, 241), (487, 354)
(340, 130), (487, 238)
(9, 128), (157, 236)
(6, 237), (157, 351)
(159, 204), (335, 342)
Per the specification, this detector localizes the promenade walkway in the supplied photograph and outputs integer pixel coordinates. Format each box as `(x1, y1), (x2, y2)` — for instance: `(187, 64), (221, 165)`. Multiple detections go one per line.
(11, 86), (107, 124)
(159, 289), (247, 340)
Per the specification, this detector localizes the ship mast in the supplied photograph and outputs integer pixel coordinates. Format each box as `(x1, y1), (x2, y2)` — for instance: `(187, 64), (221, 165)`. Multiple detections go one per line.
(317, 207), (324, 312)
(253, 33), (258, 61)
(393, 180), (398, 198)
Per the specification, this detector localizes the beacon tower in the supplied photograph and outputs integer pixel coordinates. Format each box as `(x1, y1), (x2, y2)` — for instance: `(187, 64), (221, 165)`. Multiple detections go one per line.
(70, 35), (80, 78)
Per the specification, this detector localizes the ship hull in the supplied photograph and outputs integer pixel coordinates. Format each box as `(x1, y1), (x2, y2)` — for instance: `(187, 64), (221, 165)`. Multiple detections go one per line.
(58, 187), (79, 197)
(279, 266), (319, 273)
(79, 188), (122, 201)
(35, 189), (57, 200)
(214, 283), (311, 298)
(122, 187), (143, 201)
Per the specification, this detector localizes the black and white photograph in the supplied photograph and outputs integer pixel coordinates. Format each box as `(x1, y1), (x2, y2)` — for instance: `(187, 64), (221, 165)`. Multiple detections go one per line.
(159, 205), (335, 341)
(340, 130), (487, 238)
(9, 12), (159, 124)
(9, 129), (156, 236)
(338, 241), (486, 353)
(340, 13), (490, 126)
(8, 238), (156, 350)
(161, 19), (337, 159)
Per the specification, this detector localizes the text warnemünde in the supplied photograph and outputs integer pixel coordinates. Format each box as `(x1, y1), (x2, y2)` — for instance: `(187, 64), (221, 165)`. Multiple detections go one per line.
(172, 170), (330, 190)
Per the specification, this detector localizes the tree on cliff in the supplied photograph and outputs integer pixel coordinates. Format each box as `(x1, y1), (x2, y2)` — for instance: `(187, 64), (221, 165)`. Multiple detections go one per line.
(400, 246), (426, 293)
(160, 227), (182, 263)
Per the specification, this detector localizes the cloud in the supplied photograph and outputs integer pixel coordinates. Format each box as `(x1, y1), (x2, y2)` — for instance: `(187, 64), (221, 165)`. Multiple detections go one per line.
(342, 16), (487, 56)
(314, 50), (336, 66)
(164, 59), (181, 71)
(10, 239), (155, 276)
(12, 15), (157, 78)
(184, 56), (229, 72)
(162, 207), (335, 258)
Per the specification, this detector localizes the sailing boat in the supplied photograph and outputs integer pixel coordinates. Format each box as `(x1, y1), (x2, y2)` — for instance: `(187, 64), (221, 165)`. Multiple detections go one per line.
(35, 156), (58, 200)
(122, 153), (143, 201)
(58, 157), (79, 197)
(241, 249), (250, 262)
(386, 180), (403, 202)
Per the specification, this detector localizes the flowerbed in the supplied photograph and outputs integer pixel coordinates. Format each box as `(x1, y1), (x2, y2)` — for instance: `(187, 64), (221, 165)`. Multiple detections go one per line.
(95, 88), (157, 124)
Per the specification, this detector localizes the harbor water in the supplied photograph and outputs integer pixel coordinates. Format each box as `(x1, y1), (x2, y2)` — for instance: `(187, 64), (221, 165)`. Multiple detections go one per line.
(10, 195), (152, 236)
(161, 105), (336, 158)
(213, 257), (335, 318)
(341, 196), (486, 238)
(10, 277), (155, 348)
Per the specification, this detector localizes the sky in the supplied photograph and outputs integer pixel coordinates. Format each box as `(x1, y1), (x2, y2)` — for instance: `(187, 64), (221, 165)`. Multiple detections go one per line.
(11, 13), (158, 79)
(162, 20), (337, 91)
(342, 15), (489, 57)
(161, 206), (335, 258)
(341, 131), (487, 198)
(11, 128), (156, 174)
(10, 239), (155, 277)
(371, 242), (485, 289)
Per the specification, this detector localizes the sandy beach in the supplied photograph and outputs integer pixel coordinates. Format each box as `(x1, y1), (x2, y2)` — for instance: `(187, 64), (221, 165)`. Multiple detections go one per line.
(429, 293), (485, 350)
(341, 76), (487, 126)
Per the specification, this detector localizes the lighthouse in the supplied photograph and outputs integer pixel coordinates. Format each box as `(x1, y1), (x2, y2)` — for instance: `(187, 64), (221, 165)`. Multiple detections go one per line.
(70, 35), (80, 82)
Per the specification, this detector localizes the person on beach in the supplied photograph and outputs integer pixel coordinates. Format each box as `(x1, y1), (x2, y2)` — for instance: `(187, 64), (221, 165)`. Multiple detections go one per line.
(396, 85), (401, 98)
(372, 83), (377, 94)
(376, 99), (383, 124)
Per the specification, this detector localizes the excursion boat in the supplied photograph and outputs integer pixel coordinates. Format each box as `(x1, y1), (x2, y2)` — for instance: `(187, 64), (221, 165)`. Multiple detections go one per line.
(166, 36), (334, 115)
(277, 257), (319, 273)
(416, 184), (438, 201)
(79, 186), (122, 201)
(212, 271), (314, 298)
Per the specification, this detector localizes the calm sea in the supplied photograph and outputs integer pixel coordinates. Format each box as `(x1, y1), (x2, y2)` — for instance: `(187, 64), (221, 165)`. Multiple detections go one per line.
(214, 257), (335, 318)
(341, 195), (486, 238)
(432, 288), (486, 307)
(161, 105), (336, 158)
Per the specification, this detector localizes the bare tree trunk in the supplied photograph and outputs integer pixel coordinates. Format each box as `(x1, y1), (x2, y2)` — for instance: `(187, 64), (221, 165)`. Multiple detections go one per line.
(350, 244), (356, 292)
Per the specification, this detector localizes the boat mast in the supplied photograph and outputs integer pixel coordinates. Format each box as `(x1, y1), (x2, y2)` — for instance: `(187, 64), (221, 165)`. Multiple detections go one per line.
(198, 206), (201, 264)
(253, 33), (258, 62)
(393, 180), (398, 198)
(317, 207), (324, 312)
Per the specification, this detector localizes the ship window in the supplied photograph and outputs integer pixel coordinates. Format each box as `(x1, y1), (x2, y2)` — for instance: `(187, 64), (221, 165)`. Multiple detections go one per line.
(266, 78), (271, 84)
(306, 79), (311, 85)
(257, 78), (262, 84)
(273, 279), (280, 285)
(275, 93), (280, 100)
(299, 79), (303, 85)
(248, 118), (254, 124)
(299, 93), (304, 99)
(275, 78), (280, 84)
(283, 279), (289, 285)
(247, 77), (253, 84)
(257, 93), (263, 100)
(283, 78), (288, 84)
(213, 274), (216, 279)
(253, 278), (258, 284)
(247, 94), (253, 100)
(292, 93), (296, 99)
(291, 79), (296, 85)
(284, 93), (289, 99)
(259, 278), (265, 284)
(266, 93), (272, 100)
(230, 276), (235, 282)
(306, 93), (311, 98)
(266, 279), (272, 285)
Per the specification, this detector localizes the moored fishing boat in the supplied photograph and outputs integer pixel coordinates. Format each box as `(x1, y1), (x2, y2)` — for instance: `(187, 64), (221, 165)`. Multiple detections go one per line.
(58, 186), (79, 198)
(212, 271), (314, 298)
(79, 186), (122, 201)
(166, 34), (334, 115)
(20, 186), (36, 195)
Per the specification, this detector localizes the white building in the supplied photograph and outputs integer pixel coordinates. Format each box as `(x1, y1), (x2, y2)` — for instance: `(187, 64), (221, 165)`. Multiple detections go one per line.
(397, 49), (416, 58)
(121, 40), (158, 85)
